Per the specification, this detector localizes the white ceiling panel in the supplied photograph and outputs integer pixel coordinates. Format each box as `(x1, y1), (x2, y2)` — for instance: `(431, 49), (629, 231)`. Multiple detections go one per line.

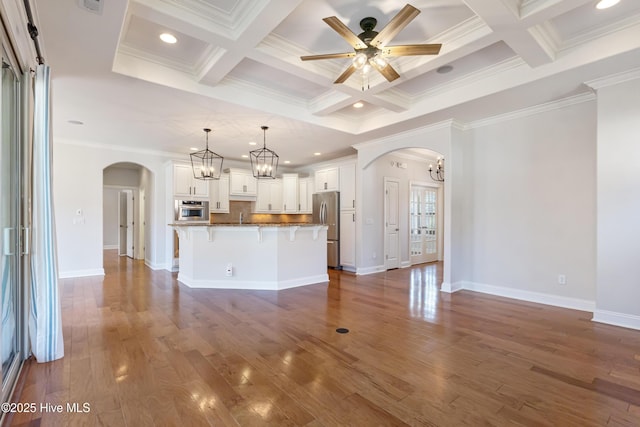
(33, 0), (640, 164)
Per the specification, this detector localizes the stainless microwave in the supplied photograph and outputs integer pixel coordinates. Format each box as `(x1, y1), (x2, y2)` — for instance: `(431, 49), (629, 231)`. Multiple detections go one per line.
(175, 200), (209, 221)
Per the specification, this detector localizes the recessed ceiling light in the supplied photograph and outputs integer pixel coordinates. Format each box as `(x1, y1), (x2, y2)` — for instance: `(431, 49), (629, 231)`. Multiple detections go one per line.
(353, 102), (364, 109)
(436, 65), (453, 74)
(67, 120), (84, 125)
(249, 141), (257, 146)
(190, 147), (198, 151)
(284, 160), (291, 164)
(596, 0), (620, 9)
(314, 152), (321, 156)
(160, 33), (177, 44)
(241, 154), (249, 158)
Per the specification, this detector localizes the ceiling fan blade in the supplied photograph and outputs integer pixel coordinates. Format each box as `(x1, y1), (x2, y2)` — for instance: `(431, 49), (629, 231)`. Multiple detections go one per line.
(323, 16), (368, 50)
(370, 4), (420, 48)
(301, 52), (355, 61)
(371, 62), (400, 82)
(334, 64), (358, 84)
(383, 44), (442, 56)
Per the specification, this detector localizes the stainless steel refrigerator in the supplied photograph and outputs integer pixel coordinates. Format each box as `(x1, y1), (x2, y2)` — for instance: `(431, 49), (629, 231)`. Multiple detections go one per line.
(313, 191), (340, 268)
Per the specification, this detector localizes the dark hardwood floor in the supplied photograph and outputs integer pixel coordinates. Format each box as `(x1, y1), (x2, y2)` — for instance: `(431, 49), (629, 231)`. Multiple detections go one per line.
(6, 250), (640, 426)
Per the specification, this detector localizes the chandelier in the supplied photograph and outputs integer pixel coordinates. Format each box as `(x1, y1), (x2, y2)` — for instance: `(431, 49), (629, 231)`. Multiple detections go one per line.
(250, 126), (279, 179)
(190, 128), (223, 180)
(429, 157), (444, 182)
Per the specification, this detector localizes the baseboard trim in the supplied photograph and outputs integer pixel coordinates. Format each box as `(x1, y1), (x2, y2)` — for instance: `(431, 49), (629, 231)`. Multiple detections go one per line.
(440, 281), (464, 293)
(356, 265), (386, 275)
(144, 260), (170, 271)
(177, 273), (329, 290)
(451, 281), (595, 312)
(592, 309), (640, 331)
(103, 245), (118, 250)
(400, 261), (411, 268)
(59, 268), (105, 279)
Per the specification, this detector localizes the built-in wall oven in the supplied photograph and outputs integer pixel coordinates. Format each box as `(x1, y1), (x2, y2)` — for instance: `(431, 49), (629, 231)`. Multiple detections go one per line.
(175, 200), (209, 222)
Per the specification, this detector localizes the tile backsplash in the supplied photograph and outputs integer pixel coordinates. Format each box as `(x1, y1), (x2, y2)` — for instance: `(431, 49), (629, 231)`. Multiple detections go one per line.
(210, 201), (312, 224)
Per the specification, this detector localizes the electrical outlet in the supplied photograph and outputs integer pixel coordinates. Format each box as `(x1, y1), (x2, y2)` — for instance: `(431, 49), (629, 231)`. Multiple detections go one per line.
(226, 263), (233, 277)
(558, 274), (566, 285)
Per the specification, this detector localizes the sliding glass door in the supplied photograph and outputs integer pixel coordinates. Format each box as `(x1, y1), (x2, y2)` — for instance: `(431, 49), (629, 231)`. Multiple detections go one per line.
(1, 46), (23, 405)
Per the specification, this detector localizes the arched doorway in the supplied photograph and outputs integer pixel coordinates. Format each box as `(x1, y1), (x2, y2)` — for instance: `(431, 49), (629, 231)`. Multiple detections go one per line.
(102, 162), (152, 261)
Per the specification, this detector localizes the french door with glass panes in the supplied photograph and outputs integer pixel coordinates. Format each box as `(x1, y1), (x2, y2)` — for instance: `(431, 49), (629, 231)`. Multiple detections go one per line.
(1, 45), (25, 407)
(410, 184), (439, 264)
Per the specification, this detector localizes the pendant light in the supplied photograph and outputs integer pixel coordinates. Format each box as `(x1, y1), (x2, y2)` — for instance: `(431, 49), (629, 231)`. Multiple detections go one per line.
(190, 128), (223, 180)
(250, 126), (279, 179)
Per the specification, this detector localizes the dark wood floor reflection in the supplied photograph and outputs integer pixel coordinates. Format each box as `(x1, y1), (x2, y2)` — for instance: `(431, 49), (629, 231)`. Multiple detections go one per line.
(8, 251), (640, 426)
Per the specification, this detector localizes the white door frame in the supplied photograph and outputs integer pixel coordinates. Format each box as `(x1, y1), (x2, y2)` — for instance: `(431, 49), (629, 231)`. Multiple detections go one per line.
(107, 185), (140, 259)
(384, 177), (400, 270)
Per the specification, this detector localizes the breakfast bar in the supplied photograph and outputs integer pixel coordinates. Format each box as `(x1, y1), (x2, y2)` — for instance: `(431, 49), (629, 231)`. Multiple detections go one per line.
(172, 223), (328, 290)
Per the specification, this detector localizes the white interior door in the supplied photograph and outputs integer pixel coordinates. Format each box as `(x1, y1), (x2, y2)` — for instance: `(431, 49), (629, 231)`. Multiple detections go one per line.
(410, 184), (439, 264)
(384, 178), (400, 269)
(118, 192), (126, 255)
(125, 190), (134, 258)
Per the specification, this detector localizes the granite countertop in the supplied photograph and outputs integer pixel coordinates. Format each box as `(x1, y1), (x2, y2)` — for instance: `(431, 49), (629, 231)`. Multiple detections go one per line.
(170, 222), (324, 227)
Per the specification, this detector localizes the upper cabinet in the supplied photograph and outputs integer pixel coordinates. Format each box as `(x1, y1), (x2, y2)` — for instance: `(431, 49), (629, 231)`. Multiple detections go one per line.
(314, 167), (339, 193)
(210, 174), (230, 213)
(282, 174), (299, 214)
(298, 177), (312, 214)
(255, 179), (282, 213)
(228, 168), (257, 196)
(174, 163), (209, 199)
(339, 163), (356, 210)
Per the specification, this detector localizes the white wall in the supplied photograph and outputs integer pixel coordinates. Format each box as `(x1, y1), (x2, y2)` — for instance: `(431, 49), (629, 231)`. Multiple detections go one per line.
(53, 141), (171, 277)
(104, 167), (140, 187)
(594, 76), (640, 329)
(102, 188), (118, 248)
(465, 100), (597, 308)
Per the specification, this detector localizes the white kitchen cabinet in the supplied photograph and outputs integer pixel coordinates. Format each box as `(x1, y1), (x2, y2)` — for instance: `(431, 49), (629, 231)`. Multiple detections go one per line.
(228, 168), (257, 196)
(282, 174), (299, 213)
(340, 210), (356, 269)
(314, 167), (339, 193)
(255, 179), (282, 213)
(174, 163), (209, 199)
(339, 162), (356, 210)
(209, 174), (229, 213)
(298, 177), (312, 214)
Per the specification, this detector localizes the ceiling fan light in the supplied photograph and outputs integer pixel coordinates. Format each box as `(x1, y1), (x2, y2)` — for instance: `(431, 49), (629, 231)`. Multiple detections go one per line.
(353, 53), (367, 69)
(371, 54), (387, 68)
(361, 63), (372, 75)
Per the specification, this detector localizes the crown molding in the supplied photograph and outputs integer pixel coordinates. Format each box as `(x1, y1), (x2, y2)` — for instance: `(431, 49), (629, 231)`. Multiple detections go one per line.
(117, 44), (196, 75)
(467, 92), (596, 129)
(584, 67), (640, 90)
(353, 119), (458, 152)
(560, 12), (640, 52)
(54, 137), (184, 159)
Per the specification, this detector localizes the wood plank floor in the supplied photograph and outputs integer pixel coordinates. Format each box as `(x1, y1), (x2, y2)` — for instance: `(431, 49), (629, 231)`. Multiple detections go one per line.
(6, 250), (640, 426)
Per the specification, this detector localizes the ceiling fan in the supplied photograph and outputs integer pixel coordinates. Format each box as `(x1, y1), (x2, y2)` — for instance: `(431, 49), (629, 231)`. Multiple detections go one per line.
(301, 4), (442, 85)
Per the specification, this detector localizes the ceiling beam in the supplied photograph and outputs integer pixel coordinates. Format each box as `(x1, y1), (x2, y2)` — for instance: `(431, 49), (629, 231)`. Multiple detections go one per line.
(463, 0), (556, 67)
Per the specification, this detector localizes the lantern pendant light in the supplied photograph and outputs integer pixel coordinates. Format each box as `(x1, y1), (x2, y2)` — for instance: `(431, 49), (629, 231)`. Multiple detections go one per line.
(250, 126), (279, 179)
(191, 128), (224, 180)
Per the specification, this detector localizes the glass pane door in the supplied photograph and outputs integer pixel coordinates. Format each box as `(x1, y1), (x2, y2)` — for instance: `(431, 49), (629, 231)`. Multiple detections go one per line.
(410, 185), (439, 264)
(1, 51), (22, 403)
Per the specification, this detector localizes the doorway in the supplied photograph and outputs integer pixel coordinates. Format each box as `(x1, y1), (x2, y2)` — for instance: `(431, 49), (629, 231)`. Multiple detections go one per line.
(119, 189), (134, 258)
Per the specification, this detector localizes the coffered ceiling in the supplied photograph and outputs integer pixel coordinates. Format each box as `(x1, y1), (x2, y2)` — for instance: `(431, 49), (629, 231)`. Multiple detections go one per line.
(33, 0), (640, 166)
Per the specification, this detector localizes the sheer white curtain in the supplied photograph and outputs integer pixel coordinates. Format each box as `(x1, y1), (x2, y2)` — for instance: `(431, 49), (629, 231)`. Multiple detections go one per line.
(29, 64), (63, 362)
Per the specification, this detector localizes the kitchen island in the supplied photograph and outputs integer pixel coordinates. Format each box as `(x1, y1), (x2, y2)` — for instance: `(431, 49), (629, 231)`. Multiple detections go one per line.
(171, 223), (328, 290)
